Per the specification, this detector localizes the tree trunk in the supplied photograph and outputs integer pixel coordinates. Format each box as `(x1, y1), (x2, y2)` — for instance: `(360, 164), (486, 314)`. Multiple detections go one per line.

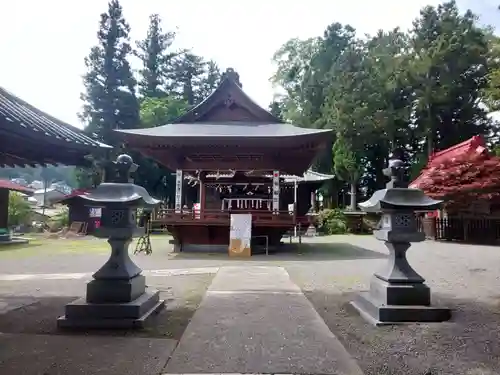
(349, 183), (357, 211)
(426, 101), (434, 158)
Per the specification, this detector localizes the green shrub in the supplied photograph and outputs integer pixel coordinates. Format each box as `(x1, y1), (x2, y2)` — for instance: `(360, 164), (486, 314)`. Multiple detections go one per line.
(317, 208), (348, 235)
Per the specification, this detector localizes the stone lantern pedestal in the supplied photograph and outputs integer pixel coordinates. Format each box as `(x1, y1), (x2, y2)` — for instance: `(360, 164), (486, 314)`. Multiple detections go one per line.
(57, 155), (164, 329)
(351, 155), (451, 325)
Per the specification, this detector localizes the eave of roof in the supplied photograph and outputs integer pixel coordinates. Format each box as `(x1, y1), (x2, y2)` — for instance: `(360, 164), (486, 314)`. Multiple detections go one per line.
(0, 179), (34, 194)
(282, 170), (335, 183)
(0, 86), (111, 149)
(116, 122), (332, 143)
(199, 169), (334, 183)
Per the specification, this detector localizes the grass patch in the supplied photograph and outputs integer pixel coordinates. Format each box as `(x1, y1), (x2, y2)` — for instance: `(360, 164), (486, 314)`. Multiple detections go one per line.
(0, 234), (173, 259)
(0, 238), (110, 258)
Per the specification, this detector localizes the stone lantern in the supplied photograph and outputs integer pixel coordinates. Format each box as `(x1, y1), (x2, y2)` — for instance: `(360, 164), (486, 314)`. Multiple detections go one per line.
(58, 154), (163, 329)
(351, 153), (451, 325)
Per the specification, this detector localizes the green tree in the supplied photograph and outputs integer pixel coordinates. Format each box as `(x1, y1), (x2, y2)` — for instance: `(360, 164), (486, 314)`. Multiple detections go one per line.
(135, 13), (176, 98)
(410, 0), (491, 156)
(483, 33), (500, 111)
(198, 60), (221, 100)
(357, 29), (415, 191)
(140, 96), (189, 127)
(135, 96), (189, 201)
(332, 136), (362, 211)
(80, 0), (140, 144)
(8, 192), (31, 227)
(271, 37), (321, 124)
(268, 99), (285, 121)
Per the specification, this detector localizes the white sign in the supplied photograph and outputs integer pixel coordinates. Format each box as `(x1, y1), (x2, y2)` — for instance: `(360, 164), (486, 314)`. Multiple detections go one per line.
(229, 214), (252, 254)
(89, 207), (102, 218)
(175, 169), (183, 213)
(272, 170), (280, 213)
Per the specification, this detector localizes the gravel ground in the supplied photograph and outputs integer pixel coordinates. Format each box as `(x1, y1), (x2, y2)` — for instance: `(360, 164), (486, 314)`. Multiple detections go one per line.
(2, 234), (500, 374)
(287, 235), (500, 375)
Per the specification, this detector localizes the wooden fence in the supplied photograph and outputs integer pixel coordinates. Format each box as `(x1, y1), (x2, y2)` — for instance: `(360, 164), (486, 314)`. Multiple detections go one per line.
(419, 216), (500, 244)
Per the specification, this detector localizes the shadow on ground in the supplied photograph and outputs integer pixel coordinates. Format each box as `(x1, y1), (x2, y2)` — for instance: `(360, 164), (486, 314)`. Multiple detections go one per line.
(305, 289), (500, 375)
(0, 292), (198, 340)
(0, 296), (180, 375)
(169, 242), (386, 261)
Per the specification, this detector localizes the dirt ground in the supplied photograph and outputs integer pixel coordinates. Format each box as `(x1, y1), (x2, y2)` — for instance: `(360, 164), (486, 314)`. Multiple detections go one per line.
(0, 274), (213, 341)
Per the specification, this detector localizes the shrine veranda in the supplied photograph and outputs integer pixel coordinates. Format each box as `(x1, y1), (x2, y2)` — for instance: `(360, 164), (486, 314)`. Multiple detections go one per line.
(116, 69), (334, 253)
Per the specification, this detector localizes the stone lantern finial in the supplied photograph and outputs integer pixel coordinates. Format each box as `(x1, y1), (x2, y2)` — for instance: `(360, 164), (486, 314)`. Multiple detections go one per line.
(113, 154), (137, 183)
(383, 149), (408, 189)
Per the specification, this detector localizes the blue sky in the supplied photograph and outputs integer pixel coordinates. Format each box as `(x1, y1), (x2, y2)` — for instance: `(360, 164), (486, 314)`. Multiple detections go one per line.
(0, 0), (496, 128)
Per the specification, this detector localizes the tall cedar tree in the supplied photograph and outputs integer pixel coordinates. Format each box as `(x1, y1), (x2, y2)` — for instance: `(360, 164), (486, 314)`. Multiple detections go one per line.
(80, 0), (139, 144)
(197, 60), (222, 100)
(78, 0), (139, 187)
(135, 14), (176, 98)
(170, 51), (207, 105)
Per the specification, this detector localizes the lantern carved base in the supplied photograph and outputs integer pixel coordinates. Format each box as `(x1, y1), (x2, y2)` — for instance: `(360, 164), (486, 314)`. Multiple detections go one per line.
(57, 238), (165, 329)
(57, 288), (164, 329)
(351, 279), (451, 326)
(350, 241), (451, 325)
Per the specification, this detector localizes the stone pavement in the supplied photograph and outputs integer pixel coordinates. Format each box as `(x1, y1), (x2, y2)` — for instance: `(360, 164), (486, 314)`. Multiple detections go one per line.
(164, 266), (363, 374)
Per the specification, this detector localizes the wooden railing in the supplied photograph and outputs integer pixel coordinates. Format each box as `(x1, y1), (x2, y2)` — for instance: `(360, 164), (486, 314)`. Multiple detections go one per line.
(152, 208), (296, 226)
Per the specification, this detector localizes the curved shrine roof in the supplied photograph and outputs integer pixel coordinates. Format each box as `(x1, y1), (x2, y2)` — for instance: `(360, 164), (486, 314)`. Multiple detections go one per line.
(116, 68), (332, 146)
(116, 121), (331, 145)
(116, 68), (332, 174)
(0, 86), (110, 167)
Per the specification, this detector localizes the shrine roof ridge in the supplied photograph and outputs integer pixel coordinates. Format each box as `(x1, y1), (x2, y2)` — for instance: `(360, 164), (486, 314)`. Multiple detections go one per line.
(173, 67), (282, 124)
(115, 121), (332, 138)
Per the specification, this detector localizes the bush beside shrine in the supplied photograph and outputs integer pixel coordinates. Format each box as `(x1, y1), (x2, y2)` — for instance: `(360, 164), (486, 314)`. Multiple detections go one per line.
(317, 208), (348, 234)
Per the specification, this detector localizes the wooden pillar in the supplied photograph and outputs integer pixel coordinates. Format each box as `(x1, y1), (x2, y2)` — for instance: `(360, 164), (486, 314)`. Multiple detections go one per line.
(0, 189), (9, 229)
(272, 170), (280, 214)
(175, 169), (183, 213)
(311, 191), (316, 212)
(293, 180), (298, 236)
(199, 172), (207, 215)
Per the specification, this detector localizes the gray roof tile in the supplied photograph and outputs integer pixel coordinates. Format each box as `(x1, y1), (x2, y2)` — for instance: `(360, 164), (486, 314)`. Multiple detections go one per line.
(116, 122), (331, 138)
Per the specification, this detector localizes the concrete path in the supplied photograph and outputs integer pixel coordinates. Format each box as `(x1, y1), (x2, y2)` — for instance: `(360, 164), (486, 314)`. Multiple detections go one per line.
(164, 266), (363, 374)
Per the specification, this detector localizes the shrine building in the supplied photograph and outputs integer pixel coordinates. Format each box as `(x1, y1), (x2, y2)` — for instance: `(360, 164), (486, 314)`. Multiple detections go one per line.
(116, 68), (333, 253)
(0, 86), (110, 239)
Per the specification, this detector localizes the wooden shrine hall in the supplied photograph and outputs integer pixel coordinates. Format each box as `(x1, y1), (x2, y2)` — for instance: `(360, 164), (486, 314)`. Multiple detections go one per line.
(116, 68), (333, 254)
